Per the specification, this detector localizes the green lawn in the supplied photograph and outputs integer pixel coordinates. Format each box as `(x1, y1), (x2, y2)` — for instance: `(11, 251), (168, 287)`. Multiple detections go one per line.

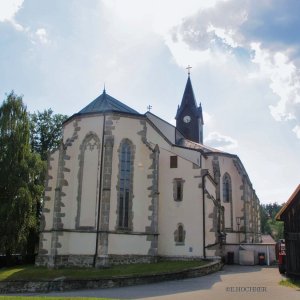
(0, 297), (113, 300)
(0, 260), (207, 281)
(280, 278), (300, 289)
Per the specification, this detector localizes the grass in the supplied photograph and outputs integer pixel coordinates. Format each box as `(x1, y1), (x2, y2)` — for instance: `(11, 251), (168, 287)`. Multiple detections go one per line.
(0, 297), (113, 300)
(279, 278), (300, 289)
(0, 260), (207, 281)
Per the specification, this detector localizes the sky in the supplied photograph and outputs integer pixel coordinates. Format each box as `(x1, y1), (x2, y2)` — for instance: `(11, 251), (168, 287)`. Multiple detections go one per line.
(1, 0), (300, 205)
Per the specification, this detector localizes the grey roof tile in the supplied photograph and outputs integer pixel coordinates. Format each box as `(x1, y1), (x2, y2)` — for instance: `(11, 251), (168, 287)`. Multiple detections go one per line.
(78, 89), (140, 115)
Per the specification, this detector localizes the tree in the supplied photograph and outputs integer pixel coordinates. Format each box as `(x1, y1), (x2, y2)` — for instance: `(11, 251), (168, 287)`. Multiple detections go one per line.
(260, 205), (271, 235)
(263, 202), (282, 219)
(30, 109), (68, 161)
(260, 202), (284, 241)
(0, 92), (44, 258)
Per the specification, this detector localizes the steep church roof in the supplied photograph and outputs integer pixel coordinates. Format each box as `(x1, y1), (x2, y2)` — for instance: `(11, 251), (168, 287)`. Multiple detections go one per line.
(78, 89), (140, 115)
(276, 184), (300, 221)
(175, 76), (203, 122)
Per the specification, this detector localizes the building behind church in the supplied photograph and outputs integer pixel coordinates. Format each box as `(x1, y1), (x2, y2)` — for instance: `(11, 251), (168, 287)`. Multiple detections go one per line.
(36, 75), (261, 267)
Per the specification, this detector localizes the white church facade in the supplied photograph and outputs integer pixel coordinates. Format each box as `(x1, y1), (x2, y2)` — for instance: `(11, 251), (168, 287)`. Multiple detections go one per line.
(36, 75), (261, 267)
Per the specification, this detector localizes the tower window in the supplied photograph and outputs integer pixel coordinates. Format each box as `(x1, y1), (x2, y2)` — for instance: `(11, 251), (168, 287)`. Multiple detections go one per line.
(170, 156), (178, 168)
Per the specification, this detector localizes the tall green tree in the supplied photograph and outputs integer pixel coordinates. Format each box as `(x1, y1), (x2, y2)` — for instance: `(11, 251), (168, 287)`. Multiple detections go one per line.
(260, 205), (271, 234)
(260, 202), (284, 241)
(0, 92), (44, 257)
(30, 109), (68, 161)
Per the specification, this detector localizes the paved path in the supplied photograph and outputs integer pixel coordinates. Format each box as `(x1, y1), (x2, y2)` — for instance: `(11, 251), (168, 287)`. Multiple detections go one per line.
(22, 265), (299, 299)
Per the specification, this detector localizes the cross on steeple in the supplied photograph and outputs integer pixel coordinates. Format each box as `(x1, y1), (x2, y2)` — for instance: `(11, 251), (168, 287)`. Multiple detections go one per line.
(186, 65), (192, 76)
(147, 105), (152, 112)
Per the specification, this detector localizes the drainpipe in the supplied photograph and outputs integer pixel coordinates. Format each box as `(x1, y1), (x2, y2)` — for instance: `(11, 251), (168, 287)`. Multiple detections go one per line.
(202, 171), (217, 259)
(93, 114), (106, 267)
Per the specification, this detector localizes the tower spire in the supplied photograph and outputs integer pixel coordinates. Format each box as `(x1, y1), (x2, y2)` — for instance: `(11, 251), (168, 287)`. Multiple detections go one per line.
(175, 73), (204, 144)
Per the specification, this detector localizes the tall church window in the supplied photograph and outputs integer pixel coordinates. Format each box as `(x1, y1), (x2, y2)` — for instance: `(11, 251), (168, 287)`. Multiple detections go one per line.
(223, 173), (232, 203)
(173, 178), (185, 201)
(117, 139), (134, 230)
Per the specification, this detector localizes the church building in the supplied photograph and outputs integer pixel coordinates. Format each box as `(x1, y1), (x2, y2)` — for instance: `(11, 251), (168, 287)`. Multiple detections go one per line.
(36, 73), (261, 267)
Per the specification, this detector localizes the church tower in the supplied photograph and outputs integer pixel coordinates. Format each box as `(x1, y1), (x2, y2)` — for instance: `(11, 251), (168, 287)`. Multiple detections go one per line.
(175, 73), (204, 144)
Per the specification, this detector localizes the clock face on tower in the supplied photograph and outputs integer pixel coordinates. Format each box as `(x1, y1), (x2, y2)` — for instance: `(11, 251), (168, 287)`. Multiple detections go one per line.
(183, 115), (191, 123)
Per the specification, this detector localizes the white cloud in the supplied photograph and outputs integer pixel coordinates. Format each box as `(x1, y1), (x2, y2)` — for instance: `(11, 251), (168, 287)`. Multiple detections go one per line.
(165, 34), (213, 67)
(168, 2), (248, 53)
(204, 131), (238, 151)
(207, 24), (240, 48)
(0, 0), (23, 22)
(203, 111), (213, 126)
(165, 1), (300, 139)
(35, 28), (49, 44)
(250, 43), (300, 137)
(292, 125), (300, 139)
(0, 0), (24, 30)
(103, 0), (223, 37)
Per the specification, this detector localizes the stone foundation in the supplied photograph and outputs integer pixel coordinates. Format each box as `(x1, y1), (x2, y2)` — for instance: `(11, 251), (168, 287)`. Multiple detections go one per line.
(35, 255), (95, 268)
(109, 254), (157, 265)
(36, 254), (157, 268)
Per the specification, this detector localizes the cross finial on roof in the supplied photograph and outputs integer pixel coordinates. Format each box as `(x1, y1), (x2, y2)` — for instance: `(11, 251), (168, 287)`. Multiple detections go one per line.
(103, 83), (106, 93)
(186, 65), (192, 76)
(147, 105), (152, 112)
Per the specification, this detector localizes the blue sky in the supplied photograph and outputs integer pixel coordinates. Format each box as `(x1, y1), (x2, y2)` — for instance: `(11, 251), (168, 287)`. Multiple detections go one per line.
(1, 0), (300, 204)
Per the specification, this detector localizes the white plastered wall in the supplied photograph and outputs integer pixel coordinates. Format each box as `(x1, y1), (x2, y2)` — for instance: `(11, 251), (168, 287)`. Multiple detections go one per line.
(59, 232), (97, 255)
(107, 116), (153, 254)
(146, 112), (176, 144)
(108, 235), (150, 255)
(56, 115), (104, 255)
(219, 156), (243, 233)
(145, 120), (208, 257)
(157, 149), (204, 256)
(108, 116), (152, 231)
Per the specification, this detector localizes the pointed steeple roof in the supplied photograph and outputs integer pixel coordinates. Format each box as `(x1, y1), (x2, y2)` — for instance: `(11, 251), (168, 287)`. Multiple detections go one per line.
(182, 76), (197, 107)
(175, 76), (202, 120)
(78, 89), (140, 115)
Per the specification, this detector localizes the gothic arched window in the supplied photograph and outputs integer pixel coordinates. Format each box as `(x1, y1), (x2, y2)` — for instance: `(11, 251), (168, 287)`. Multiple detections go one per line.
(223, 173), (232, 203)
(117, 139), (134, 229)
(174, 223), (185, 245)
(178, 224), (184, 243)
